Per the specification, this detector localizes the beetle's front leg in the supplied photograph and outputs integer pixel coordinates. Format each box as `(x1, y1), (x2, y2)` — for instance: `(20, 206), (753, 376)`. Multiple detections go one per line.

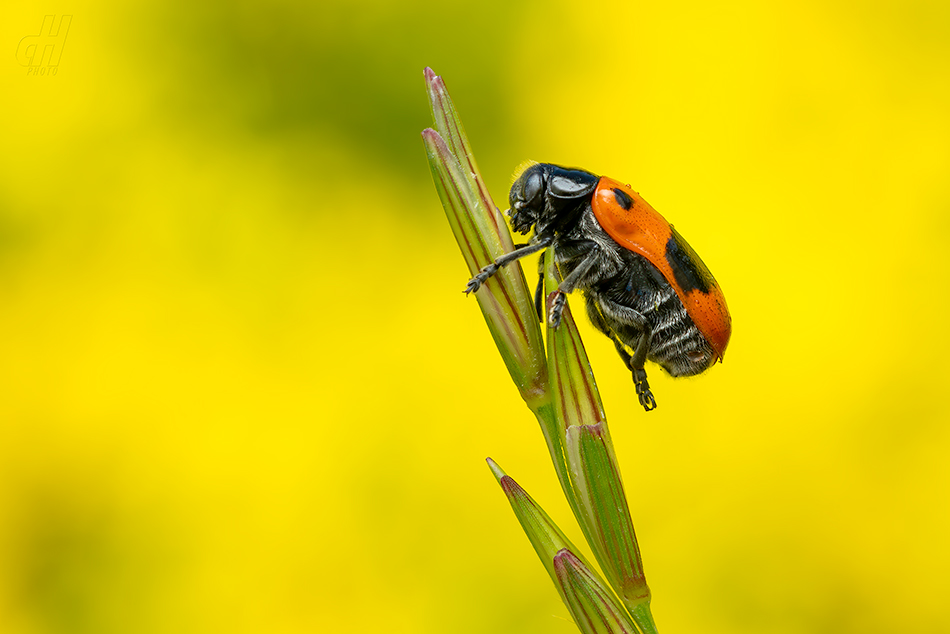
(465, 236), (553, 295)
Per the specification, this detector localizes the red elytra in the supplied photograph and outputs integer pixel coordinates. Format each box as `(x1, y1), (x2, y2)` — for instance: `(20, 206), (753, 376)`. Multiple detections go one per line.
(590, 176), (732, 361)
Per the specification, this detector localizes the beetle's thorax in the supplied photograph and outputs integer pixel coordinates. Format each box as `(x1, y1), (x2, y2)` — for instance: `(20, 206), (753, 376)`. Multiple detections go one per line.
(534, 199), (587, 238)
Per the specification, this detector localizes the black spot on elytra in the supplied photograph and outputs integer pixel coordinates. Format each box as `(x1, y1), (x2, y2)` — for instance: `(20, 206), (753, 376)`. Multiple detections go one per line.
(665, 227), (716, 295)
(611, 188), (633, 210)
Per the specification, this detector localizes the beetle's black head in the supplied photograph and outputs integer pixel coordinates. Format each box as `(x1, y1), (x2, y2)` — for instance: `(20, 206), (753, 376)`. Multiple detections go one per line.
(508, 163), (546, 235)
(507, 163), (600, 236)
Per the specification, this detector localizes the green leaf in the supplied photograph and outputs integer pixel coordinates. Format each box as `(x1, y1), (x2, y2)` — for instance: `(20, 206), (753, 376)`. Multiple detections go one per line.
(421, 68), (546, 405)
(543, 250), (607, 430)
(424, 67), (500, 237)
(486, 458), (592, 575)
(428, 67), (660, 634)
(554, 549), (642, 634)
(543, 254), (658, 633)
(487, 458), (640, 634)
(566, 424), (649, 606)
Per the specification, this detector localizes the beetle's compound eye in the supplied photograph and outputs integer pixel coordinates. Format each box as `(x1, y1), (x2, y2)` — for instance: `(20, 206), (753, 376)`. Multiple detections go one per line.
(523, 169), (544, 207)
(509, 163), (544, 209)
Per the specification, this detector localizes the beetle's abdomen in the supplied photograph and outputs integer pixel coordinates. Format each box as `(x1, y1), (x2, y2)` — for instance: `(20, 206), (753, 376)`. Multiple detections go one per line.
(642, 287), (716, 377)
(588, 253), (717, 377)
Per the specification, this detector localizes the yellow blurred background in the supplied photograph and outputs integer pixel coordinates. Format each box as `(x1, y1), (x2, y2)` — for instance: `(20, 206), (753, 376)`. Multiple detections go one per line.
(2, 0), (949, 633)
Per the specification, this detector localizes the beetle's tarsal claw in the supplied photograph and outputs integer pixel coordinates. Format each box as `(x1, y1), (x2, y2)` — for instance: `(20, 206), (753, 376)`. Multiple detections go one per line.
(632, 367), (657, 411)
(548, 291), (567, 328)
(465, 263), (498, 295)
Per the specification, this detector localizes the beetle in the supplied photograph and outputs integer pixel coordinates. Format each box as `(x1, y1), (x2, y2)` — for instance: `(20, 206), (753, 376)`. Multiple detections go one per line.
(465, 163), (731, 411)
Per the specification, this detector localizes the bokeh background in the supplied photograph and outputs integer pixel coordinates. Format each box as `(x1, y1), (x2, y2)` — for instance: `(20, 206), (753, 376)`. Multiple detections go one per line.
(2, 1), (949, 633)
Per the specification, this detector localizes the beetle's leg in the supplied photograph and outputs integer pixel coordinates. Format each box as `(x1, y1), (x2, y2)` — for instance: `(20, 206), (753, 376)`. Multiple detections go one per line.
(548, 242), (601, 328)
(629, 332), (656, 412)
(465, 236), (553, 295)
(533, 251), (545, 322)
(587, 296), (657, 412)
(607, 303), (656, 412)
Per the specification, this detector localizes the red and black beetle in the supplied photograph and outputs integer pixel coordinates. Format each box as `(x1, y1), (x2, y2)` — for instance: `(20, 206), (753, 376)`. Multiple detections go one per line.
(466, 163), (731, 411)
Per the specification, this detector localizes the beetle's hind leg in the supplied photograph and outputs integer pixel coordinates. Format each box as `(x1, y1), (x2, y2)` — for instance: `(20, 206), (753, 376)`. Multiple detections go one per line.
(626, 315), (656, 412)
(631, 366), (656, 412)
(586, 295), (657, 412)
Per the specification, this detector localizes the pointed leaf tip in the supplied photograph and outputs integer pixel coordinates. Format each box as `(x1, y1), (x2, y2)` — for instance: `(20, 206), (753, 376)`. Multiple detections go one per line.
(486, 457), (506, 481)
